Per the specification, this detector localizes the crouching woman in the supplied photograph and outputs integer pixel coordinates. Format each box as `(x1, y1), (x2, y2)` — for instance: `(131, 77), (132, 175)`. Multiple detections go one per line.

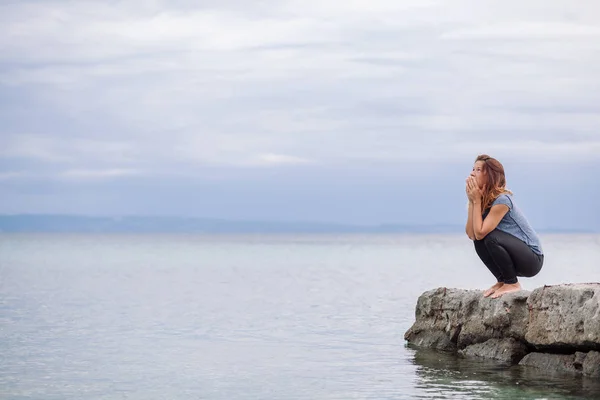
(465, 154), (544, 298)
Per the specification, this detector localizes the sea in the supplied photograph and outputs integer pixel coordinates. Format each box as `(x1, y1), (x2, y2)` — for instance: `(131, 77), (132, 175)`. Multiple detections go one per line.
(1, 233), (599, 400)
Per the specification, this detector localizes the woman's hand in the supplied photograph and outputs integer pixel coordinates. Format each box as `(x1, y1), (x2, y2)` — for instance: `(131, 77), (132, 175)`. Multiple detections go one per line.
(466, 176), (484, 203)
(465, 177), (471, 200)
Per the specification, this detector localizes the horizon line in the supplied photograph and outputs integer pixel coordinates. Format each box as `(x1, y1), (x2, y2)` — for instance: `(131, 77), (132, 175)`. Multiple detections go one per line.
(0, 214), (596, 234)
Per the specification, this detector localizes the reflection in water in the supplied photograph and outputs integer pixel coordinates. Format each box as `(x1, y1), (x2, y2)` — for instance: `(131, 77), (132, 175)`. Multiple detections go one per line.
(408, 345), (600, 400)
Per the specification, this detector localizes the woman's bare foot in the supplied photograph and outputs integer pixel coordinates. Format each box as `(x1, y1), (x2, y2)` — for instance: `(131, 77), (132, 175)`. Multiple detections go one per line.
(490, 282), (522, 298)
(483, 282), (504, 297)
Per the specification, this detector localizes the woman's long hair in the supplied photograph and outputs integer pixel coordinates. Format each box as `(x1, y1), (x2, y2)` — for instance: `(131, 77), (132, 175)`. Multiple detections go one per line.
(476, 154), (512, 211)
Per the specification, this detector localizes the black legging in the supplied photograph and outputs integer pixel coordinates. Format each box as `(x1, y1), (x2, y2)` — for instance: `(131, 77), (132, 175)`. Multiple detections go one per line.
(474, 229), (544, 284)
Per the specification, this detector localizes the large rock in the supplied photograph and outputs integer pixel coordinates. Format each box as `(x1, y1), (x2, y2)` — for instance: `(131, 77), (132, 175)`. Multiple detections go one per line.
(404, 287), (530, 351)
(519, 351), (600, 377)
(458, 338), (529, 363)
(519, 352), (583, 375)
(525, 284), (600, 351)
(405, 284), (600, 378)
(583, 351), (600, 378)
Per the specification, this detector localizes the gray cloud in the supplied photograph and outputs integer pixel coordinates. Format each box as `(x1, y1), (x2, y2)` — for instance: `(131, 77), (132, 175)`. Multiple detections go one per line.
(1, 0), (600, 183)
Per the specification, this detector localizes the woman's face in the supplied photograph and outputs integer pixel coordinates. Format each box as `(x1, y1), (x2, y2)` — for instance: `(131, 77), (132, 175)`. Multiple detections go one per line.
(471, 160), (486, 188)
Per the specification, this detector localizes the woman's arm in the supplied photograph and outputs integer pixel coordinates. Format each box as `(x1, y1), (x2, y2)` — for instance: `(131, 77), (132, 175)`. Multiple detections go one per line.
(465, 201), (475, 240)
(466, 177), (509, 240)
(465, 178), (475, 240)
(471, 202), (509, 240)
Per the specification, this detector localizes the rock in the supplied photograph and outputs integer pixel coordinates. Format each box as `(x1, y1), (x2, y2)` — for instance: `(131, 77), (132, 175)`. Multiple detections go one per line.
(405, 284), (600, 379)
(459, 338), (529, 363)
(519, 353), (581, 374)
(573, 351), (587, 369)
(519, 351), (600, 377)
(525, 283), (600, 351)
(583, 351), (600, 378)
(458, 291), (530, 349)
(403, 329), (456, 351)
(404, 287), (530, 351)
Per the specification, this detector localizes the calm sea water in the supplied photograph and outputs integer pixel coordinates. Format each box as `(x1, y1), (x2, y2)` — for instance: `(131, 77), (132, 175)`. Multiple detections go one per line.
(1, 233), (599, 400)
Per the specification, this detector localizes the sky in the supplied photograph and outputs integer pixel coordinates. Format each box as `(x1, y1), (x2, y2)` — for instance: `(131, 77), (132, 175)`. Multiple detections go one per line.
(1, 0), (599, 230)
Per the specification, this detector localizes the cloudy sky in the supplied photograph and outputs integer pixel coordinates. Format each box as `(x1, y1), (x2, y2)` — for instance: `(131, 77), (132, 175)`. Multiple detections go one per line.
(1, 0), (599, 230)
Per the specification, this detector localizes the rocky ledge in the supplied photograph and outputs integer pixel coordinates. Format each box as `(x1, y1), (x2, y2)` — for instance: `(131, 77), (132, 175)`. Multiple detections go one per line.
(404, 283), (600, 377)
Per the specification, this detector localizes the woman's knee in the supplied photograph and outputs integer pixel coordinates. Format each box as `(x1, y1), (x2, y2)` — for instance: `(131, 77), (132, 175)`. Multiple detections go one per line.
(482, 229), (501, 245)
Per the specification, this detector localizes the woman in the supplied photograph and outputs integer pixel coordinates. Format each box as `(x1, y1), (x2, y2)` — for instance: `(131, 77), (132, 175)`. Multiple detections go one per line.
(465, 154), (544, 298)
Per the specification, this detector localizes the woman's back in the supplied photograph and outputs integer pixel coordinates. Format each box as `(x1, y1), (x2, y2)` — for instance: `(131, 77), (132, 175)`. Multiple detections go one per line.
(485, 193), (543, 255)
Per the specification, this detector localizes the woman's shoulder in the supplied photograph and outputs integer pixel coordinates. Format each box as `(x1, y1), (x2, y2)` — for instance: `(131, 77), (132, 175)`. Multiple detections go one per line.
(496, 191), (513, 199)
(492, 191), (514, 207)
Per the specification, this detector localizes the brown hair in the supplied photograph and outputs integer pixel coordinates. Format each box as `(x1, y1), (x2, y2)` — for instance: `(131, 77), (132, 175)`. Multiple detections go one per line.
(475, 154), (512, 211)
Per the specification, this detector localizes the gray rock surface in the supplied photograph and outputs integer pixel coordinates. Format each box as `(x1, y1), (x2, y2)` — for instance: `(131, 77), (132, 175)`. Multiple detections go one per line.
(459, 338), (529, 363)
(583, 351), (600, 378)
(405, 284), (600, 378)
(404, 287), (530, 351)
(519, 351), (600, 377)
(525, 284), (600, 350)
(519, 353), (581, 374)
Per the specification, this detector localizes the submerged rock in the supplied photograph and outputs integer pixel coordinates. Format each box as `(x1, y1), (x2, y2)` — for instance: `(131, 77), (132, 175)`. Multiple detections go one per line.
(519, 351), (600, 377)
(459, 338), (529, 364)
(405, 284), (600, 377)
(583, 351), (600, 378)
(519, 352), (582, 375)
